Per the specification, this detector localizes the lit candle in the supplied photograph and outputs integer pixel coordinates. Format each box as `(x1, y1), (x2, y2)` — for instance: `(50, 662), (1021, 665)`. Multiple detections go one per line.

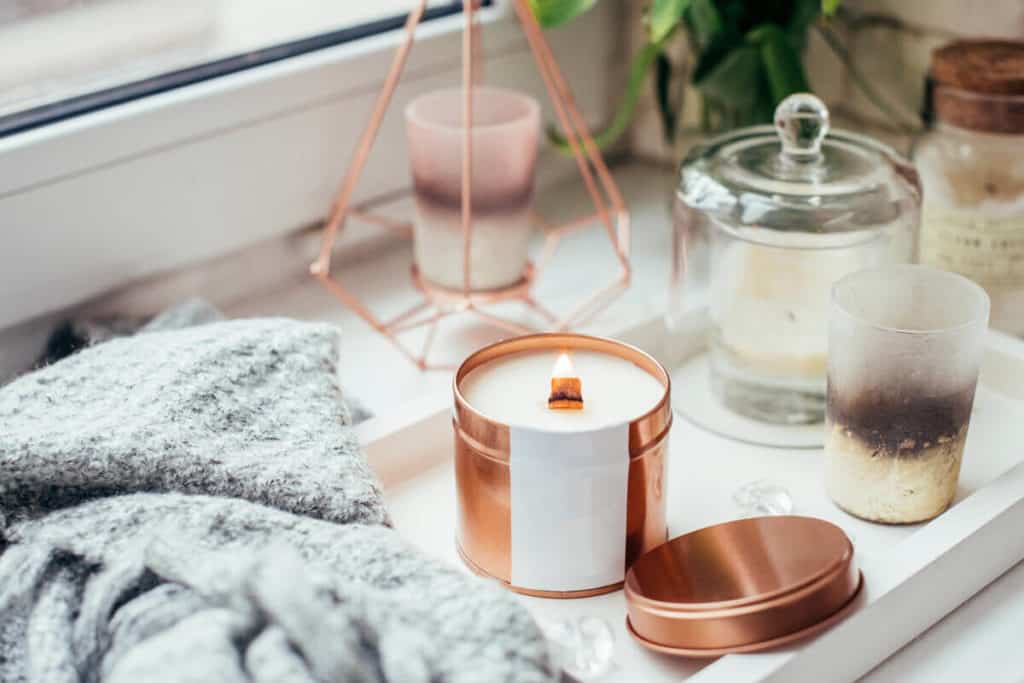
(459, 348), (665, 431)
(454, 334), (672, 596)
(548, 352), (584, 410)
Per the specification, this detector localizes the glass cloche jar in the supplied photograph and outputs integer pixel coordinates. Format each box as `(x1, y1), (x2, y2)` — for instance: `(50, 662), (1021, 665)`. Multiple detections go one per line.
(672, 94), (921, 425)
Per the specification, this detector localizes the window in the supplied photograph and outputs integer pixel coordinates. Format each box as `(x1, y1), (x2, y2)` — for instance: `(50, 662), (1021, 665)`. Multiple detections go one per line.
(0, 1), (465, 136)
(0, 0), (615, 344)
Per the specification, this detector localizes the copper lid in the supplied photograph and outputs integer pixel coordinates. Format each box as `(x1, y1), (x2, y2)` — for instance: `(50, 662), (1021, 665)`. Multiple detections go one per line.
(931, 40), (1024, 133)
(625, 516), (862, 657)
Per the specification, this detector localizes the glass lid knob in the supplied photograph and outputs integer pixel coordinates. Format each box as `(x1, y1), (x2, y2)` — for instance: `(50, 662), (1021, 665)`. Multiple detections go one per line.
(774, 93), (830, 162)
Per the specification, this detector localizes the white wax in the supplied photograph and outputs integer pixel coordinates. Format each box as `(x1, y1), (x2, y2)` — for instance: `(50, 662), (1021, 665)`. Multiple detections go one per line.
(413, 202), (532, 290)
(459, 349), (665, 431)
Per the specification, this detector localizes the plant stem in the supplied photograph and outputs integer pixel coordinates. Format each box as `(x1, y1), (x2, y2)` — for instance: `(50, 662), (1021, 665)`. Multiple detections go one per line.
(547, 38), (666, 152)
(814, 22), (922, 134)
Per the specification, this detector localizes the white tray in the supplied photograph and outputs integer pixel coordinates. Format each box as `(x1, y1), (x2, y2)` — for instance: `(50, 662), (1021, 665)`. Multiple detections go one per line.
(355, 308), (1024, 683)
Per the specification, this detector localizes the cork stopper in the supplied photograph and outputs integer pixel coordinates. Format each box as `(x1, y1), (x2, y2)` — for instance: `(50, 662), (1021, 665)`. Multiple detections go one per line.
(931, 40), (1024, 133)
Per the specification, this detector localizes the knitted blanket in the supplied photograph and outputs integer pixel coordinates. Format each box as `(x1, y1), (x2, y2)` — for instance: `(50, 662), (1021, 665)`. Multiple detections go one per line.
(0, 315), (552, 682)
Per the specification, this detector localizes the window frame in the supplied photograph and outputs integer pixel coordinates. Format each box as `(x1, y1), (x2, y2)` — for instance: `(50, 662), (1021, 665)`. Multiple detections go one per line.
(0, 0), (618, 334)
(0, 2), (471, 138)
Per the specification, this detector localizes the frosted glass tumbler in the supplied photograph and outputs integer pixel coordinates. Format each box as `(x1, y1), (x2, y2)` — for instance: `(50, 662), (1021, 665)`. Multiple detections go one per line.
(825, 265), (990, 523)
(405, 87), (540, 291)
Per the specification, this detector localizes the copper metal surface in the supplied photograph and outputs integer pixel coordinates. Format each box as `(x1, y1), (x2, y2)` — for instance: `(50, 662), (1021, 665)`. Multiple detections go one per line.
(624, 516), (860, 653)
(457, 544), (624, 599)
(310, 0), (631, 370)
(626, 574), (864, 658)
(453, 334), (671, 598)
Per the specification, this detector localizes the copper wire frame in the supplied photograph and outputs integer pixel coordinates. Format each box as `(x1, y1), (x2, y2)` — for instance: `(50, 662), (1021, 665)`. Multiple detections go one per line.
(310, 0), (630, 370)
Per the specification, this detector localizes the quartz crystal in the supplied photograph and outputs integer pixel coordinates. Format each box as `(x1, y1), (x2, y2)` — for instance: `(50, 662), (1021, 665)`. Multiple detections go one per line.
(539, 616), (615, 680)
(733, 479), (793, 517)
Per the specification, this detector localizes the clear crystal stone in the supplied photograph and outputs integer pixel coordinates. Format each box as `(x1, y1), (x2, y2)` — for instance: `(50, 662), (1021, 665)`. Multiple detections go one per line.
(733, 479), (794, 516)
(539, 615), (615, 680)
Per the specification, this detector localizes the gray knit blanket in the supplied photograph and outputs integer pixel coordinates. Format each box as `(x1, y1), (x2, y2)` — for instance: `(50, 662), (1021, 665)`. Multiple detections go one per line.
(0, 310), (552, 682)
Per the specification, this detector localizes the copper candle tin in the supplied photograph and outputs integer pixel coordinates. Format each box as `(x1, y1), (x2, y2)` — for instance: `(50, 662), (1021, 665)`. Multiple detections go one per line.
(453, 333), (672, 598)
(625, 516), (862, 657)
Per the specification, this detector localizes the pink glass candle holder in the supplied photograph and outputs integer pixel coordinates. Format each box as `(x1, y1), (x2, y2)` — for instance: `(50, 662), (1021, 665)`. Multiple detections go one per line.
(310, 0), (631, 370)
(405, 86), (540, 291)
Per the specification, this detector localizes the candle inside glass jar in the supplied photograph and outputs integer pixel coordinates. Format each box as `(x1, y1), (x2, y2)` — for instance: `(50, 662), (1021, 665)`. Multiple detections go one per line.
(405, 87), (540, 291)
(459, 349), (664, 431)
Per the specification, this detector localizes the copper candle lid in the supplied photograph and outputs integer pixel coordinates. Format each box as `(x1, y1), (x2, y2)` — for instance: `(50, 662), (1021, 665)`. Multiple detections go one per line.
(625, 516), (862, 657)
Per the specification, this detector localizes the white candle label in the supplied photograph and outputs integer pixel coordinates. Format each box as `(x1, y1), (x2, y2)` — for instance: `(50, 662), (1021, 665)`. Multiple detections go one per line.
(509, 423), (630, 592)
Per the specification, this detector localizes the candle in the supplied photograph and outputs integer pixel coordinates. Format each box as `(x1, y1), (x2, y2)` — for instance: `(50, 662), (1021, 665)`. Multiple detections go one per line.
(405, 87), (540, 291)
(460, 349), (665, 431)
(454, 334), (671, 597)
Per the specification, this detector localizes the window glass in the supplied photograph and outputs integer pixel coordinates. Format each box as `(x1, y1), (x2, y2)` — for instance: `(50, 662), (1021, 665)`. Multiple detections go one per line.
(0, 1), (464, 136)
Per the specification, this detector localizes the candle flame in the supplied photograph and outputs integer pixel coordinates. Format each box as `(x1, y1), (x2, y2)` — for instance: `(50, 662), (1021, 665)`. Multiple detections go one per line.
(552, 352), (576, 379)
(549, 352), (583, 410)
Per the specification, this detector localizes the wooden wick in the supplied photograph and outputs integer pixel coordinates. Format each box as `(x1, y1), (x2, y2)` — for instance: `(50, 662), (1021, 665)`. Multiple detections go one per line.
(549, 352), (583, 410)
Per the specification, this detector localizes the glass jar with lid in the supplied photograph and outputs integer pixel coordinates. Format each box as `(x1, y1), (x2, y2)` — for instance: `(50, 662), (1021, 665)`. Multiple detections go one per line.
(914, 40), (1024, 336)
(672, 94), (921, 426)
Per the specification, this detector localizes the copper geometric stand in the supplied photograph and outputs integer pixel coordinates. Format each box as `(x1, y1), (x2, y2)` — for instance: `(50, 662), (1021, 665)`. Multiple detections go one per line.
(310, 0), (630, 369)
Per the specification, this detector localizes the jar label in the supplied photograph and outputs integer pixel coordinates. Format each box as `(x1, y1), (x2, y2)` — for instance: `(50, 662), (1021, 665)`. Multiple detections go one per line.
(509, 423), (629, 592)
(921, 205), (1024, 288)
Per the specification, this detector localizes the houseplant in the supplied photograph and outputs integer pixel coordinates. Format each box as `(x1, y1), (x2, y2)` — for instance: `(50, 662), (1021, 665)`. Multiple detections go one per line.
(532, 0), (909, 149)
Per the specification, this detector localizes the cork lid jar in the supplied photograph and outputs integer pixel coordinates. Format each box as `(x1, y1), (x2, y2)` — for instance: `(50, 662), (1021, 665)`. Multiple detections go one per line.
(915, 39), (1024, 337)
(930, 40), (1024, 134)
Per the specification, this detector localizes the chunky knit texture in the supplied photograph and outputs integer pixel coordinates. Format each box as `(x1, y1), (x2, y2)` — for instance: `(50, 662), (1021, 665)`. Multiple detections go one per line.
(1, 318), (386, 528)
(0, 316), (552, 682)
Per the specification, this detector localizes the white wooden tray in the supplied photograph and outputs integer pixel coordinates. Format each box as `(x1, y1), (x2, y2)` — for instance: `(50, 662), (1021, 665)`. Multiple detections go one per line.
(355, 308), (1024, 683)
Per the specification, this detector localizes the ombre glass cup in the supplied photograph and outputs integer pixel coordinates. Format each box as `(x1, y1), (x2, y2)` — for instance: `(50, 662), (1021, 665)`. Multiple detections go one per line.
(405, 87), (540, 292)
(825, 265), (990, 523)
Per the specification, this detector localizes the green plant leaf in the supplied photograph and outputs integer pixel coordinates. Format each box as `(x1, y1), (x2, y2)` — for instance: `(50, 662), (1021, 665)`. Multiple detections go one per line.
(821, 0), (842, 16)
(786, 0), (822, 49)
(749, 76), (777, 124)
(648, 0), (691, 43)
(528, 0), (597, 28)
(692, 42), (762, 109)
(547, 40), (662, 152)
(655, 53), (677, 143)
(690, 26), (742, 83)
(749, 23), (809, 102)
(684, 0), (723, 49)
